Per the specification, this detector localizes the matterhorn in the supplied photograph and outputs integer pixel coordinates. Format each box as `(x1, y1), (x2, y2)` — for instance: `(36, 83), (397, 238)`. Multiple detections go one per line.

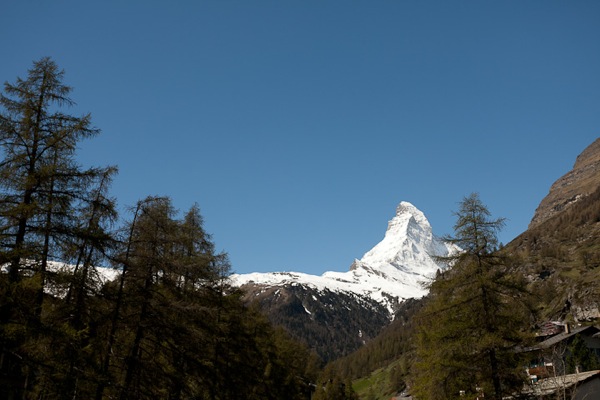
(230, 202), (456, 361)
(232, 202), (456, 311)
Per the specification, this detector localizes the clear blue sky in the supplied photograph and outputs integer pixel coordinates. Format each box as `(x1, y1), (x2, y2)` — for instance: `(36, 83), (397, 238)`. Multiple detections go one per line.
(2, 1), (599, 275)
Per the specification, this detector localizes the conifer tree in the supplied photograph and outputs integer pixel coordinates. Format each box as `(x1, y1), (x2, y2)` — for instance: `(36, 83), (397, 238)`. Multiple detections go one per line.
(0, 57), (101, 281)
(0, 57), (114, 398)
(411, 193), (533, 400)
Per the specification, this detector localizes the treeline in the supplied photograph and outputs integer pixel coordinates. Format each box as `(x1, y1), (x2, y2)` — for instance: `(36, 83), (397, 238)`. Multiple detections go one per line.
(0, 58), (321, 399)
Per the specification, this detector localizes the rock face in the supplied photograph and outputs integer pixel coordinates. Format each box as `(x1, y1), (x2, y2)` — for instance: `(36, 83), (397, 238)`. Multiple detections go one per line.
(530, 138), (600, 228)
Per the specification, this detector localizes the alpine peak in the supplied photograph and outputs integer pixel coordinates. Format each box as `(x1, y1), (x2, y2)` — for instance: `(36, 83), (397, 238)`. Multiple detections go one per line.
(359, 201), (442, 270)
(230, 201), (456, 315)
(396, 200), (421, 216)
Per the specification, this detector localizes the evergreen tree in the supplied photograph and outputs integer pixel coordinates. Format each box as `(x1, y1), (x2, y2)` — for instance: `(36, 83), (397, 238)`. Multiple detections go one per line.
(0, 57), (114, 398)
(411, 193), (533, 400)
(0, 57), (101, 281)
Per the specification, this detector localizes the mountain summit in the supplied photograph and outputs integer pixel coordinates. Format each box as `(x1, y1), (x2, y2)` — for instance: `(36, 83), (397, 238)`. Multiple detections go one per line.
(231, 201), (455, 314)
(356, 201), (454, 276)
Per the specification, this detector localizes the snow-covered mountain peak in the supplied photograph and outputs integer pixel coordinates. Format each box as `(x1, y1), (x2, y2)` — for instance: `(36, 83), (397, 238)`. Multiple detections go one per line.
(230, 201), (457, 315)
(395, 201), (426, 221)
(359, 201), (444, 270)
(384, 202), (427, 240)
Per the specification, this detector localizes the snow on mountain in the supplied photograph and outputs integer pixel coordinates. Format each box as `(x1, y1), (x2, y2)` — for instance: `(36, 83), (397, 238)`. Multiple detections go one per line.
(230, 201), (457, 314)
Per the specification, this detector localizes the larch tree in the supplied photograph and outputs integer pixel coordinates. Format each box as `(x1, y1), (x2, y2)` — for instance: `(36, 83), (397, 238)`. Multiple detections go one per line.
(411, 193), (533, 400)
(0, 57), (115, 398)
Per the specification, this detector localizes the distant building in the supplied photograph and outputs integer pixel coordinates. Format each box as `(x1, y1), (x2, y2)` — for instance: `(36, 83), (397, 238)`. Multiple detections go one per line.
(521, 323), (600, 399)
(525, 324), (600, 380)
(521, 369), (600, 400)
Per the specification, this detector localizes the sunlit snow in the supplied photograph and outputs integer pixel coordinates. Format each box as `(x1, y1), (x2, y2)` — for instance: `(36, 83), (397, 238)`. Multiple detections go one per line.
(230, 202), (459, 315)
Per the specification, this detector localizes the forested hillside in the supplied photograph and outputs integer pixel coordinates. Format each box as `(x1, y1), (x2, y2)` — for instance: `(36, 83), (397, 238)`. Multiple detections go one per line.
(0, 58), (325, 400)
(327, 299), (423, 398)
(239, 283), (391, 362)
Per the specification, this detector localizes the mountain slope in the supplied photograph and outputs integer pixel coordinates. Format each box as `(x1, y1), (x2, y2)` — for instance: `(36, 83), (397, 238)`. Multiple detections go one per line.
(231, 201), (455, 360)
(509, 137), (600, 321)
(529, 137), (600, 228)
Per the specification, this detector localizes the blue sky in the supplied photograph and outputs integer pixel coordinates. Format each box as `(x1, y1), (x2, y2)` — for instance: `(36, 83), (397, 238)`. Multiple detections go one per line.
(2, 1), (599, 275)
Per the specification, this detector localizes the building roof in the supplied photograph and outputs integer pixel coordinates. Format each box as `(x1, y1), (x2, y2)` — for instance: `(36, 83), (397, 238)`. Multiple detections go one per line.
(523, 370), (600, 397)
(537, 325), (599, 349)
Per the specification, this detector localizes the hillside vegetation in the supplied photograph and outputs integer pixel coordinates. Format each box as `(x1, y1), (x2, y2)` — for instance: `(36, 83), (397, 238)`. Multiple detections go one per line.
(510, 184), (600, 322)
